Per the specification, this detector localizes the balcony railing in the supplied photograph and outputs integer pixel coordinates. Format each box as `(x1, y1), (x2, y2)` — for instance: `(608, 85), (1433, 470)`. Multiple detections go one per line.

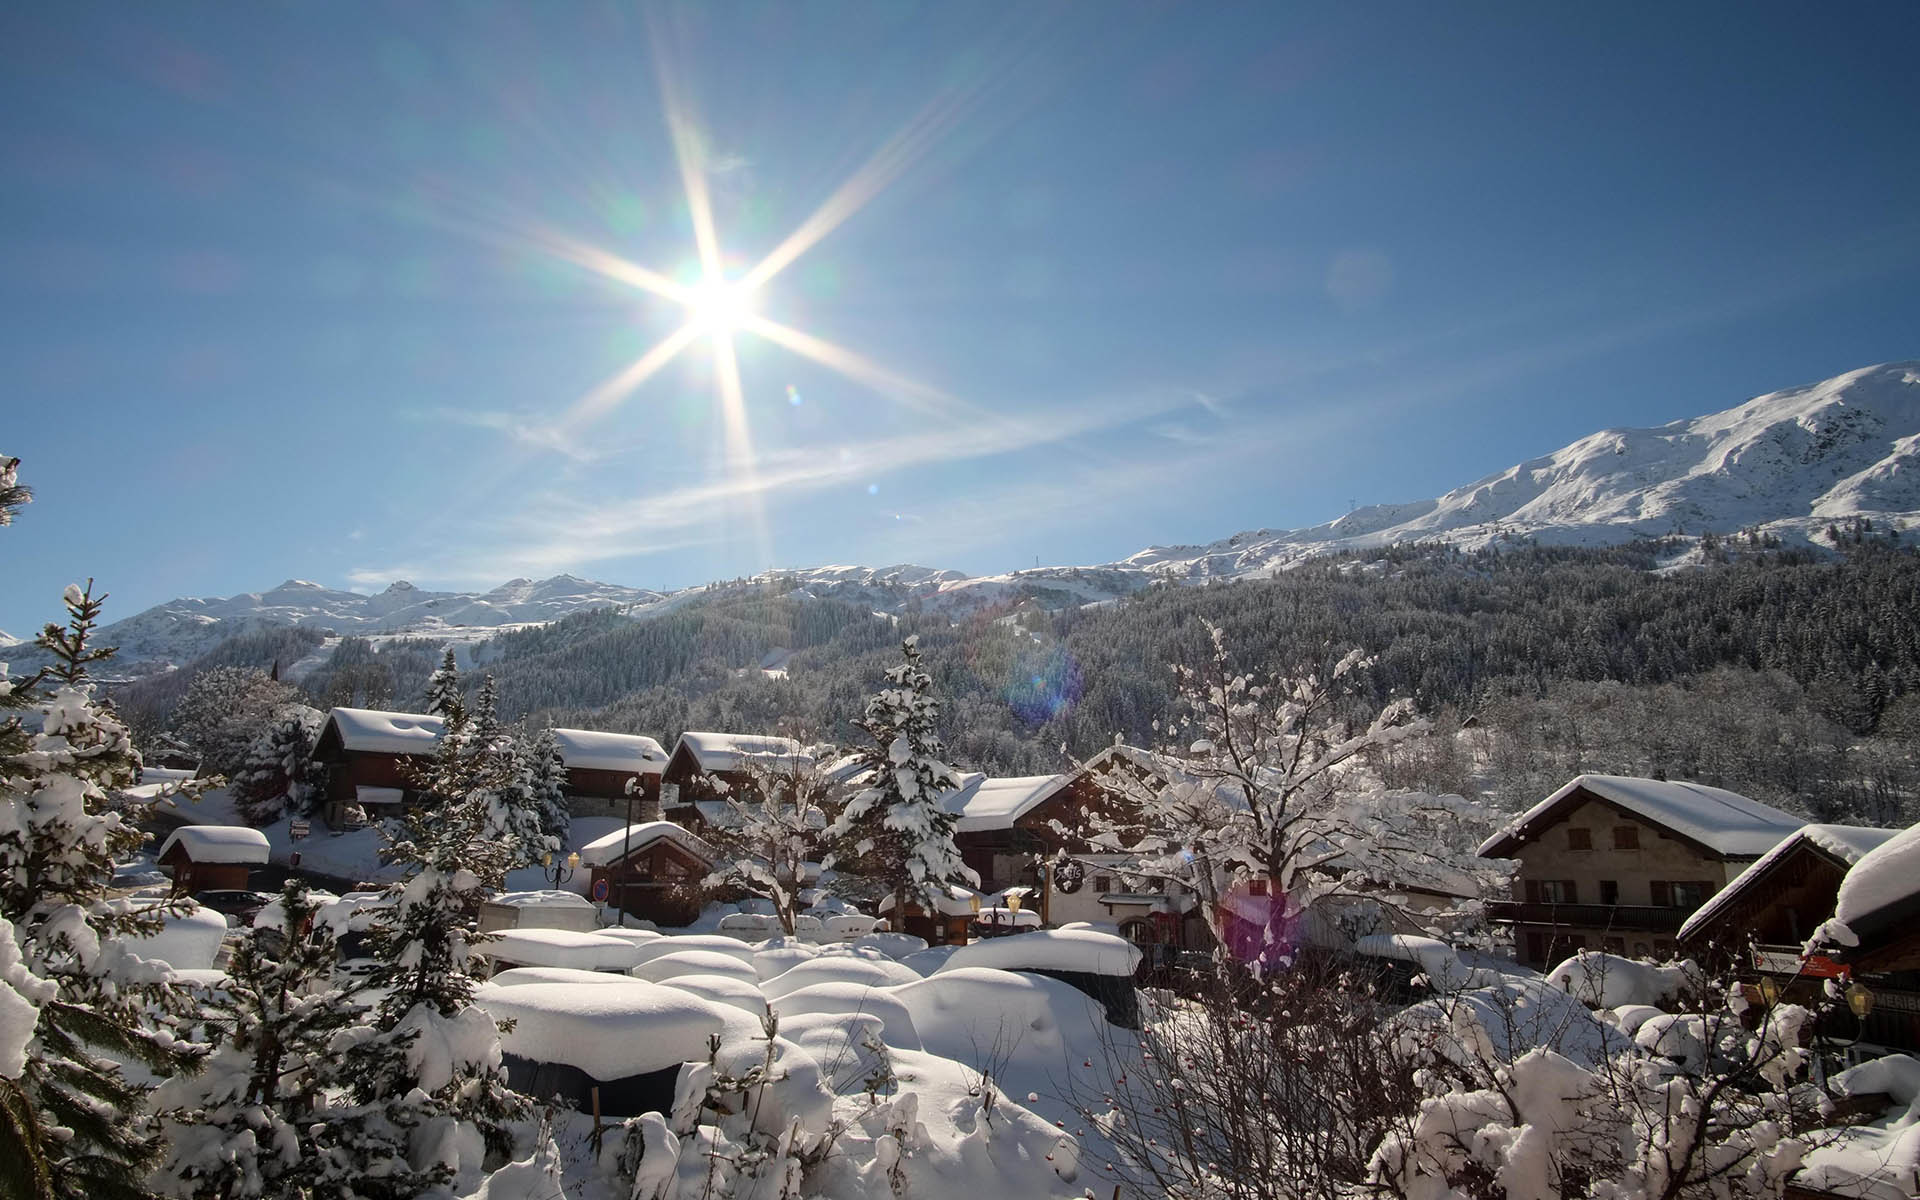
(1485, 900), (1690, 933)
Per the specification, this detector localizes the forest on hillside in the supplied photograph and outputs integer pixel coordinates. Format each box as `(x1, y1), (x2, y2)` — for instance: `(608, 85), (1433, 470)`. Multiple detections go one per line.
(122, 540), (1920, 828)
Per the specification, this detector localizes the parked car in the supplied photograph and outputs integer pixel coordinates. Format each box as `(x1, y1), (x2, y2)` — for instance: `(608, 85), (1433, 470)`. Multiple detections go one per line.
(193, 889), (274, 927)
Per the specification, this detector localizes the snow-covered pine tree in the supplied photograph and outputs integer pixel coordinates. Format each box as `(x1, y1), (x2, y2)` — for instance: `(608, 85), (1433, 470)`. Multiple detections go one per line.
(513, 727), (571, 861)
(152, 880), (360, 1199)
(0, 582), (198, 1200)
(0, 454), (29, 526)
(424, 648), (462, 720)
(703, 747), (841, 937)
(229, 704), (326, 826)
(325, 700), (526, 1192)
(829, 638), (977, 932)
(170, 666), (301, 778)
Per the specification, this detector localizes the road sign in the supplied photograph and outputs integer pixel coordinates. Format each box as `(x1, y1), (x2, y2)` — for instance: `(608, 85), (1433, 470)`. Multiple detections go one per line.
(290, 820), (311, 840)
(592, 878), (610, 903)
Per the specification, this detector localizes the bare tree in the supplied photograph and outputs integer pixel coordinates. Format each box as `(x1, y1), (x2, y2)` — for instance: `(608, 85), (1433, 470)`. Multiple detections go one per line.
(700, 748), (842, 937)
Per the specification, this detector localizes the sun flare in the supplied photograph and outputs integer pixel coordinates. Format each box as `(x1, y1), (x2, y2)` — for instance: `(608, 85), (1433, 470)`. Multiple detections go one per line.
(686, 276), (756, 335)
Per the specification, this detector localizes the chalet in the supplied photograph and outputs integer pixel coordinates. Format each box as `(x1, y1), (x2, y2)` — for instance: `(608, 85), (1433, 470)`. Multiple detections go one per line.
(312, 707), (444, 827)
(1676, 823), (1916, 1053)
(312, 707), (670, 827)
(548, 728), (668, 820)
(947, 747), (1209, 950)
(1480, 773), (1803, 968)
(157, 825), (270, 895)
(659, 732), (811, 830)
(1815, 824), (1920, 1053)
(576, 821), (717, 927)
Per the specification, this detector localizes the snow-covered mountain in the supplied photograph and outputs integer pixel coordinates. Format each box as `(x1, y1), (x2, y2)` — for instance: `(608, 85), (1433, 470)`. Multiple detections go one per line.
(21, 360), (1917, 677)
(1119, 359), (1920, 579)
(11, 575), (670, 675)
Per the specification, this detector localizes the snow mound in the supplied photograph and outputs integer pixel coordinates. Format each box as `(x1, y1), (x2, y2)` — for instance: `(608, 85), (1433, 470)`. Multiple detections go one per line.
(763, 956), (922, 1000)
(488, 889), (595, 911)
(893, 967), (1114, 1098)
(480, 928), (645, 973)
(769, 980), (924, 1052)
(1796, 1054), (1920, 1200)
(1395, 976), (1633, 1070)
(627, 935), (758, 969)
(484, 966), (641, 988)
(1354, 934), (1500, 991)
(935, 928), (1141, 977)
(123, 903), (229, 970)
(628, 949), (762, 987)
(473, 979), (754, 1078)
(749, 942), (819, 981)
(657, 973), (771, 1016)
(850, 932), (928, 959)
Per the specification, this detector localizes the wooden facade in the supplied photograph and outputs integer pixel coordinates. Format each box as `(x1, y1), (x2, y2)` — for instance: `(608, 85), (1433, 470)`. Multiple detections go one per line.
(159, 842), (253, 895)
(312, 726), (419, 827)
(585, 834), (713, 928)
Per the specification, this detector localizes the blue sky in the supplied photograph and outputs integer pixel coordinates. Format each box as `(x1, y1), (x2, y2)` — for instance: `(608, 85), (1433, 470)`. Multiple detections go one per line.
(4, 3), (1918, 635)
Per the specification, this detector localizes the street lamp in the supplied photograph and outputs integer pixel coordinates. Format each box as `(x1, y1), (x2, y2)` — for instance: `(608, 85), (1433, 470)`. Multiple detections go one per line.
(542, 850), (580, 888)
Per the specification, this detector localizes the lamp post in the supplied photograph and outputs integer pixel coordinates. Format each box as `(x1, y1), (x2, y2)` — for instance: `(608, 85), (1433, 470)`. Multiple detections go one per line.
(542, 850), (580, 889)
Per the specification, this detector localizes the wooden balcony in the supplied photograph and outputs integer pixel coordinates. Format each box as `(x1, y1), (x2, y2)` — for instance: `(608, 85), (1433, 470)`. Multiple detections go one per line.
(1486, 900), (1690, 933)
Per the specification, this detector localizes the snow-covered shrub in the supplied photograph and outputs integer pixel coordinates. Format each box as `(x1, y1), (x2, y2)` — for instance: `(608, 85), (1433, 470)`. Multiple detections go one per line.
(229, 703), (325, 825)
(1373, 976), (1826, 1200)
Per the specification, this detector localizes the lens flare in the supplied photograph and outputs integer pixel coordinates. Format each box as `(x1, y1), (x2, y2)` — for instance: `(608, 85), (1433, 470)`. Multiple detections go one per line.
(1005, 644), (1083, 725)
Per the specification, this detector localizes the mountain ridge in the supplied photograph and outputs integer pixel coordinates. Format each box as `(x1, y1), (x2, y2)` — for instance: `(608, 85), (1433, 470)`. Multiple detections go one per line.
(17, 359), (1917, 676)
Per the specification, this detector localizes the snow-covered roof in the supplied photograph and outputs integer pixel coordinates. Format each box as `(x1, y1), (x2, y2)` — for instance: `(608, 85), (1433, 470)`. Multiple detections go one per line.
(550, 728), (667, 775)
(672, 731), (811, 774)
(1832, 822), (1920, 934)
(945, 773), (1069, 833)
(322, 707), (446, 755)
(575, 821), (715, 867)
(356, 785), (404, 806)
(1678, 823), (1903, 943)
(157, 825), (271, 865)
(1479, 774), (1802, 860)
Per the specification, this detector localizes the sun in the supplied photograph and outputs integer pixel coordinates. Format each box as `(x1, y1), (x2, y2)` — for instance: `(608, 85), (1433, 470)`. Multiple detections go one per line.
(686, 276), (756, 334)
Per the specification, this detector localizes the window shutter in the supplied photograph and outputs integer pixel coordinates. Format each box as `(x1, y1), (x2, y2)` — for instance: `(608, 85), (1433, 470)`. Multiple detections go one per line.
(1651, 881), (1671, 907)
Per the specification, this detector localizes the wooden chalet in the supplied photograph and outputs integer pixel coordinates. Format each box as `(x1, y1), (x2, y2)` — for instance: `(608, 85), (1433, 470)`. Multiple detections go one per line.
(659, 732), (811, 831)
(1480, 774), (1803, 967)
(548, 728), (668, 819)
(313, 707), (672, 827)
(312, 707), (446, 827)
(948, 747), (1208, 951)
(1677, 823), (1917, 1053)
(577, 821), (716, 927)
(157, 825), (270, 895)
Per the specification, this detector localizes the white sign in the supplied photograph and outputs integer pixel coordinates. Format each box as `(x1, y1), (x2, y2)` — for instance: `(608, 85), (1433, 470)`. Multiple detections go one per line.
(290, 819), (311, 840)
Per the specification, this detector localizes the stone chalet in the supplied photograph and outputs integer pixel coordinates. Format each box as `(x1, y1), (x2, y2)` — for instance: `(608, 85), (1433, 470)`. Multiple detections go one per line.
(658, 732), (813, 831)
(310, 706), (668, 828)
(1480, 773), (1803, 968)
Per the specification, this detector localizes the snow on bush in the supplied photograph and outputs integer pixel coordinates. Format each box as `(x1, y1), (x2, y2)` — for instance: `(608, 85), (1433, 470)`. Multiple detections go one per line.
(1545, 948), (1702, 1009)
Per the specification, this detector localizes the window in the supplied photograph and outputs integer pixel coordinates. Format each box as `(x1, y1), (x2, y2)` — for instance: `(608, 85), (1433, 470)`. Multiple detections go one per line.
(1599, 880), (1619, 906)
(1613, 825), (1640, 850)
(1525, 931), (1548, 965)
(1525, 879), (1578, 904)
(1094, 875), (1113, 893)
(1248, 878), (1269, 896)
(1651, 880), (1713, 908)
(1567, 828), (1592, 851)
(1603, 937), (1626, 955)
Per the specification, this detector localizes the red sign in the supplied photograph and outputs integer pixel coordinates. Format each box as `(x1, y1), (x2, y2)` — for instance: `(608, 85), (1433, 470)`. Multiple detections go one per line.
(592, 878), (610, 903)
